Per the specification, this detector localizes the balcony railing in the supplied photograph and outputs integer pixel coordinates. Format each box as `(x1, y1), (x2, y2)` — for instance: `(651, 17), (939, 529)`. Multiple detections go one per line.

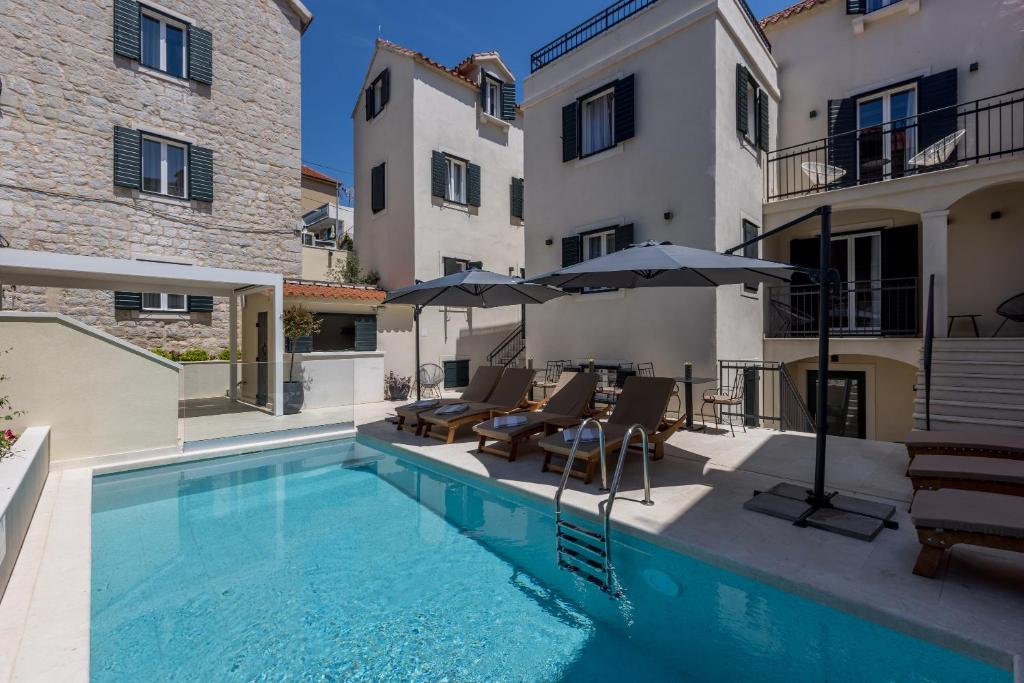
(765, 88), (1024, 202)
(766, 277), (919, 338)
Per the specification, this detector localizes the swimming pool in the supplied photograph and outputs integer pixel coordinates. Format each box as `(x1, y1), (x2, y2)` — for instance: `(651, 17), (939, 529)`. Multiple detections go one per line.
(91, 437), (1010, 682)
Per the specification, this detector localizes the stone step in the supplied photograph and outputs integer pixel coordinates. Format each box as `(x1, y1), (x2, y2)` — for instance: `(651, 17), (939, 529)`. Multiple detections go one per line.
(916, 372), (1024, 390)
(932, 337), (1024, 351)
(913, 413), (1024, 434)
(918, 385), (1024, 406)
(928, 348), (1024, 363)
(913, 397), (1024, 421)
(926, 359), (1024, 376)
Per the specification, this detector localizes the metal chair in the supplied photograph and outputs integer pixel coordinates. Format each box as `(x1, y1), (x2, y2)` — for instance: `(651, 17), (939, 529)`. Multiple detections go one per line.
(532, 360), (565, 398)
(994, 292), (1024, 336)
(418, 363), (445, 399)
(701, 371), (746, 437)
(636, 362), (655, 377)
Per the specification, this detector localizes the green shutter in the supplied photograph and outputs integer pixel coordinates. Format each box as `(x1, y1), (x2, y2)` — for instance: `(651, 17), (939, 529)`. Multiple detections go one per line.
(187, 295), (214, 312)
(113, 0), (140, 61)
(188, 26), (213, 84)
(500, 82), (516, 121)
(354, 317), (377, 351)
(467, 163), (481, 207)
(613, 224), (634, 252)
(847, 0), (866, 14)
(379, 69), (390, 108)
(365, 87), (375, 121)
(113, 126), (141, 189)
(444, 360), (469, 388)
(114, 291), (142, 310)
(431, 151), (446, 199)
(510, 177), (524, 219)
(189, 145), (214, 202)
(736, 64), (749, 136)
(757, 90), (770, 152)
(561, 235), (582, 267)
(371, 163), (385, 212)
(562, 102), (578, 162)
(614, 74), (635, 143)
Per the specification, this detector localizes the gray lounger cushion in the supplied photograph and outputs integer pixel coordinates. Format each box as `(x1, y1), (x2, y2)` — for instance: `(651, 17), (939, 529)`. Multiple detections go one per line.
(912, 489), (1024, 538)
(909, 455), (1024, 484)
(904, 430), (1024, 455)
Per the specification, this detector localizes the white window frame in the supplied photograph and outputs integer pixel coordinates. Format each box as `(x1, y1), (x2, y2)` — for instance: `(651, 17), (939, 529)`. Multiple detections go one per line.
(142, 292), (187, 312)
(581, 88), (616, 156)
(483, 75), (501, 118)
(445, 156), (467, 204)
(855, 84), (916, 180)
(142, 134), (188, 198)
(140, 9), (187, 78)
(584, 229), (616, 261)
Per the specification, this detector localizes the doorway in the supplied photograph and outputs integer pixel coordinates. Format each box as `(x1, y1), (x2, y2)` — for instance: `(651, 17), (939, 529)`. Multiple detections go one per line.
(256, 311), (268, 406)
(857, 85), (916, 183)
(830, 232), (881, 334)
(807, 370), (866, 439)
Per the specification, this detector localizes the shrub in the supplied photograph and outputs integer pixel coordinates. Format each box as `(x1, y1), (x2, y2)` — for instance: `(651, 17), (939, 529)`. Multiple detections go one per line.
(217, 347), (231, 361)
(385, 371), (412, 400)
(1, 348), (24, 461)
(179, 348), (211, 362)
(150, 347), (179, 361)
(282, 305), (322, 381)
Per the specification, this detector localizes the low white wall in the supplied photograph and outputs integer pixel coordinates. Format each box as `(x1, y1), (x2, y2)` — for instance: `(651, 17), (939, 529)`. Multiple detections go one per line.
(0, 427), (50, 599)
(288, 351), (385, 407)
(180, 361), (230, 400)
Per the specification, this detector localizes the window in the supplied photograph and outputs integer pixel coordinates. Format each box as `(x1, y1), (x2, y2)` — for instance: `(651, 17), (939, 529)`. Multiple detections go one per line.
(856, 85), (916, 182)
(742, 220), (760, 294)
(371, 162), (385, 213)
(141, 292), (187, 312)
(584, 229), (616, 261)
(866, 0), (901, 11)
(744, 80), (758, 145)
(443, 257), (484, 275)
(141, 135), (187, 198)
(445, 156), (467, 204)
(140, 10), (186, 78)
(365, 69), (390, 120)
(483, 75), (501, 117)
(581, 89), (615, 156)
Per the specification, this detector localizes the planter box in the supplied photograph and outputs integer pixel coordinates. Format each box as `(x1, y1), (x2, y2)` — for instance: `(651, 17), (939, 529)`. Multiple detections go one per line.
(0, 427), (50, 599)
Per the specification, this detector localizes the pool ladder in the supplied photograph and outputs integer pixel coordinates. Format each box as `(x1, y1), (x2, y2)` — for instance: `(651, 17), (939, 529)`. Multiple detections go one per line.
(554, 419), (653, 594)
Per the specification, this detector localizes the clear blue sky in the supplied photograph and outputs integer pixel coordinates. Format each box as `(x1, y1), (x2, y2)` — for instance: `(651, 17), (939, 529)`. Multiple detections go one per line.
(299, 0), (793, 196)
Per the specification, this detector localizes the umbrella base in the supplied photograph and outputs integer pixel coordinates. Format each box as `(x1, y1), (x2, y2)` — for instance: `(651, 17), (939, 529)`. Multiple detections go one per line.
(744, 483), (898, 542)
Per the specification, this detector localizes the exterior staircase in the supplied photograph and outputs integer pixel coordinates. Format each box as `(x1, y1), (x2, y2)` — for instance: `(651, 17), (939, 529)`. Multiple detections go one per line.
(914, 337), (1024, 433)
(487, 323), (525, 369)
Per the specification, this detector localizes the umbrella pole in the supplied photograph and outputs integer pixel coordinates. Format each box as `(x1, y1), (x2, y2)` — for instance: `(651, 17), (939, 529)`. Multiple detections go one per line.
(414, 306), (421, 401)
(811, 206), (831, 506)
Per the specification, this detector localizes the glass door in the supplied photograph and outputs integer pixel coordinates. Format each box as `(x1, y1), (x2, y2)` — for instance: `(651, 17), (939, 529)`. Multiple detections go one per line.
(807, 370), (866, 439)
(830, 232), (881, 334)
(857, 86), (916, 183)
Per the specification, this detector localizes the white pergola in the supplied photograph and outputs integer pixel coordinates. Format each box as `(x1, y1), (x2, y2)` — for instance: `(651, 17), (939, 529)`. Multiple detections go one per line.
(0, 248), (285, 415)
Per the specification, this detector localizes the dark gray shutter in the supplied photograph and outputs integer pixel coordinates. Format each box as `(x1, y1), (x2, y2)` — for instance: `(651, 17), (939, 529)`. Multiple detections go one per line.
(431, 151), (446, 199)
(743, 220), (760, 292)
(613, 224), (634, 252)
(379, 69), (390, 108)
(365, 87), (374, 121)
(562, 102), (578, 162)
(881, 225), (919, 334)
(354, 317), (377, 351)
(113, 291), (142, 310)
(561, 235), (582, 267)
(189, 145), (214, 202)
(187, 27), (213, 84)
(113, 0), (140, 60)
(736, 64), (749, 136)
(443, 257), (461, 275)
(757, 91), (770, 152)
(467, 162), (481, 207)
(847, 0), (866, 14)
(444, 360), (469, 388)
(371, 163), (385, 213)
(187, 295), (214, 312)
(467, 260), (483, 270)
(827, 98), (857, 186)
(113, 126), (141, 189)
(918, 69), (958, 154)
(510, 177), (524, 219)
(480, 76), (488, 107)
(500, 82), (516, 121)
(614, 74), (635, 144)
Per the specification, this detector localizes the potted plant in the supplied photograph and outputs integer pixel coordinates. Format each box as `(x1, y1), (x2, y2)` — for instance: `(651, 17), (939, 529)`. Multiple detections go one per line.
(282, 305), (322, 415)
(385, 371), (412, 401)
(1, 348), (23, 461)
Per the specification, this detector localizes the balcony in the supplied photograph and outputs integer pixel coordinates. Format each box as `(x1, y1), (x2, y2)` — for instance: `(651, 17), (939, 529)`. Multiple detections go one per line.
(766, 277), (919, 338)
(301, 203), (348, 250)
(765, 88), (1024, 202)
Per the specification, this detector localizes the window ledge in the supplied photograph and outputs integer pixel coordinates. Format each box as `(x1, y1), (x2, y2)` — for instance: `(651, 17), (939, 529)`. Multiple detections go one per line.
(136, 64), (192, 88)
(135, 191), (192, 207)
(853, 0), (919, 34)
(478, 110), (510, 130)
(574, 143), (623, 169)
(138, 311), (190, 320)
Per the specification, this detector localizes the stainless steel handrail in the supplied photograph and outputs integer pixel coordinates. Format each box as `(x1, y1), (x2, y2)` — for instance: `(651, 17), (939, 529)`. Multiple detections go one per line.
(601, 423), (653, 580)
(554, 417), (605, 529)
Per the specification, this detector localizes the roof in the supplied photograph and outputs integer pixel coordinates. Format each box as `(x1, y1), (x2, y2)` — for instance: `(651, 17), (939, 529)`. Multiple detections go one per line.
(284, 0), (313, 34)
(760, 0), (833, 27)
(284, 280), (386, 302)
(376, 39), (479, 88)
(301, 165), (340, 186)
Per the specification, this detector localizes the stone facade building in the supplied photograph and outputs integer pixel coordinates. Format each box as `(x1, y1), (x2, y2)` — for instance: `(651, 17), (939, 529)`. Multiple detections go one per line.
(0, 0), (312, 353)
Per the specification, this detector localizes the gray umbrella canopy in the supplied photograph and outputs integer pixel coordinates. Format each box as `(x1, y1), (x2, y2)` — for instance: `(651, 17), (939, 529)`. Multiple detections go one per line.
(527, 241), (796, 289)
(383, 268), (567, 307)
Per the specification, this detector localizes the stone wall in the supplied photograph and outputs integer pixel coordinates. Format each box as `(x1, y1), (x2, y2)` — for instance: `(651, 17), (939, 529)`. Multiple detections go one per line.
(0, 0), (305, 352)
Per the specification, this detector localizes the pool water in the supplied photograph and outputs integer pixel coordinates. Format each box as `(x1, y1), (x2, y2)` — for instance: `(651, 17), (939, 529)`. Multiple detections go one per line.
(91, 438), (1010, 682)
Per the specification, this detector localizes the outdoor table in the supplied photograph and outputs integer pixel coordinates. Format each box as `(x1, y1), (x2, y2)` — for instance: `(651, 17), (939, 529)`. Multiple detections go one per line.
(947, 313), (981, 337)
(673, 375), (718, 431)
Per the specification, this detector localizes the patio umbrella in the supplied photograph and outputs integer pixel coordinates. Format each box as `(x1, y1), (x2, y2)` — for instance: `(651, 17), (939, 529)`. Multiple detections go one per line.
(382, 268), (567, 399)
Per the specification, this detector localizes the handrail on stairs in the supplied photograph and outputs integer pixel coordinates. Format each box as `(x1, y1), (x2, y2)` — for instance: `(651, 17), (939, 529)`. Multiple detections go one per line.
(923, 273), (935, 430)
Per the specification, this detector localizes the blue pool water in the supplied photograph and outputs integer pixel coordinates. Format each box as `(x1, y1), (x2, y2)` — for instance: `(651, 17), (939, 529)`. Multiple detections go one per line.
(91, 438), (1010, 682)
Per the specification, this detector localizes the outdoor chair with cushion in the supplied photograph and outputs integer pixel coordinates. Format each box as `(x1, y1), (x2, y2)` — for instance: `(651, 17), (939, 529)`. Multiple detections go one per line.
(701, 371), (746, 437)
(395, 365), (502, 435)
(904, 430), (1024, 460)
(419, 368), (536, 444)
(908, 454), (1024, 497)
(474, 372), (599, 461)
(538, 376), (685, 485)
(418, 363), (445, 399)
(993, 292), (1024, 336)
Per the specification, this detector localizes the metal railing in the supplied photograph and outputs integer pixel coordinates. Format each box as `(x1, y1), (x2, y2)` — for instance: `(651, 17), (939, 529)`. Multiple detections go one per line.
(530, 0), (659, 73)
(487, 323), (525, 369)
(766, 88), (1024, 201)
(923, 273), (935, 430)
(766, 277), (919, 338)
(717, 360), (814, 433)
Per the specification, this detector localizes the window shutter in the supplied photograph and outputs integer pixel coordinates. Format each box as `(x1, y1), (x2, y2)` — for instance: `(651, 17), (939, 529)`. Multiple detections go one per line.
(500, 82), (516, 121)
(467, 162), (481, 207)
(443, 257), (460, 276)
(827, 98), (857, 186)
(480, 76), (488, 108)
(187, 295), (214, 312)
(371, 162), (385, 213)
(431, 151), (446, 199)
(736, 65), (749, 136)
(846, 0), (866, 14)
(380, 69), (390, 108)
(757, 91), (770, 152)
(613, 224), (634, 252)
(918, 69), (958, 154)
(188, 145), (214, 202)
(354, 317), (377, 352)
(113, 0), (140, 61)
(467, 260), (483, 270)
(187, 27), (213, 85)
(113, 291), (142, 310)
(743, 220), (760, 293)
(510, 177), (524, 219)
(113, 126), (141, 189)
(561, 102), (578, 162)
(365, 87), (375, 121)
(561, 235), (582, 267)
(614, 74), (635, 144)
(880, 225), (919, 334)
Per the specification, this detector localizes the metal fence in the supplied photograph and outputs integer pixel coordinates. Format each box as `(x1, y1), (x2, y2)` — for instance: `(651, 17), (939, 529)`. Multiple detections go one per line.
(766, 277), (919, 338)
(716, 360), (814, 432)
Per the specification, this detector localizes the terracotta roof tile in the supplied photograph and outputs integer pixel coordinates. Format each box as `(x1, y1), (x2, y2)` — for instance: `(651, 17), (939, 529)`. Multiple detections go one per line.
(376, 38), (478, 88)
(760, 0), (833, 27)
(301, 165), (340, 185)
(284, 280), (386, 302)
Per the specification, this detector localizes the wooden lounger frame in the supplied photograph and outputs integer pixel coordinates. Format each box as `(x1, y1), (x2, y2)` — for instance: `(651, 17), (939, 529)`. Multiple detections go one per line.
(476, 405), (607, 462)
(913, 527), (1024, 578)
(422, 401), (531, 444)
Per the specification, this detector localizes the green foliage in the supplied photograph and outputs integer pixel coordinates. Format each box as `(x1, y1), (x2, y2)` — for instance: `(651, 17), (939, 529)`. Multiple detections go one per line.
(150, 347), (180, 361)
(178, 348), (211, 362)
(217, 347), (231, 361)
(282, 305), (322, 340)
(326, 249), (380, 286)
(339, 233), (354, 251)
(0, 348), (24, 461)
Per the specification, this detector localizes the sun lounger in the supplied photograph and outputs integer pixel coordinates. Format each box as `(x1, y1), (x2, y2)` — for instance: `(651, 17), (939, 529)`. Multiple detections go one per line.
(904, 430), (1024, 460)
(419, 368), (536, 443)
(908, 454), (1024, 497)
(538, 376), (683, 484)
(910, 488), (1024, 578)
(394, 365), (502, 435)
(473, 373), (599, 461)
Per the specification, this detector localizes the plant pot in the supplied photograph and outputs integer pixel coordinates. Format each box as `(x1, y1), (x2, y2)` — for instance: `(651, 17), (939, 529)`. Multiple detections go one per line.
(283, 380), (304, 415)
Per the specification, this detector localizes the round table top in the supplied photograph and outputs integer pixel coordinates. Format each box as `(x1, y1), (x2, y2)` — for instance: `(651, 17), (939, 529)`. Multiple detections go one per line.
(673, 376), (717, 384)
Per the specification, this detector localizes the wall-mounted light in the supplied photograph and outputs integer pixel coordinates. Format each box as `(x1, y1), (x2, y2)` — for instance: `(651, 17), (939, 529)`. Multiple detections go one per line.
(663, 211), (673, 221)
(969, 62), (979, 73)
(809, 109), (818, 119)
(544, 238), (553, 246)
(991, 211), (1002, 220)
